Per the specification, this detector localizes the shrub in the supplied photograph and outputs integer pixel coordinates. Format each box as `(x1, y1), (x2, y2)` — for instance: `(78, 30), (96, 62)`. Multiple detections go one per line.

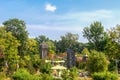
(12, 68), (31, 80)
(92, 72), (118, 80)
(12, 68), (42, 80)
(61, 69), (71, 80)
(108, 60), (116, 71)
(0, 72), (6, 80)
(41, 73), (54, 80)
(31, 75), (42, 80)
(76, 62), (86, 69)
(87, 50), (109, 73)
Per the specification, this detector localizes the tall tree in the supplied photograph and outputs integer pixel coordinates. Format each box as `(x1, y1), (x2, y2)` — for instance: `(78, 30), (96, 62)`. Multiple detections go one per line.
(3, 18), (28, 57)
(83, 21), (107, 51)
(26, 38), (39, 55)
(58, 32), (79, 52)
(0, 26), (20, 73)
(105, 25), (120, 59)
(35, 35), (49, 45)
(109, 25), (120, 44)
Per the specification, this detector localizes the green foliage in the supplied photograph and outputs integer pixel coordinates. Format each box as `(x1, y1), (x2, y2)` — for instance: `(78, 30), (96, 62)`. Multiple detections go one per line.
(32, 54), (41, 69)
(92, 72), (118, 80)
(12, 68), (42, 80)
(3, 18), (28, 57)
(12, 68), (31, 80)
(41, 73), (54, 80)
(104, 38), (119, 59)
(69, 67), (78, 80)
(58, 32), (79, 52)
(62, 67), (78, 80)
(81, 48), (90, 55)
(83, 21), (107, 51)
(39, 60), (52, 74)
(61, 69), (72, 80)
(35, 35), (49, 44)
(0, 26), (20, 74)
(87, 50), (109, 73)
(76, 62), (86, 69)
(105, 25), (120, 59)
(26, 38), (39, 55)
(45, 41), (56, 54)
(108, 60), (116, 71)
(0, 72), (7, 80)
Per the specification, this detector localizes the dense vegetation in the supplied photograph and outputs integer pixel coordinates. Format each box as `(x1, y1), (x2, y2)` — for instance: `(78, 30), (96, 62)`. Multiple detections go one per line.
(0, 18), (120, 80)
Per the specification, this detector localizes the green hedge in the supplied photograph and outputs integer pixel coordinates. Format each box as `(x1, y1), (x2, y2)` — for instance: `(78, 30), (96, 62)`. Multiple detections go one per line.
(92, 72), (118, 80)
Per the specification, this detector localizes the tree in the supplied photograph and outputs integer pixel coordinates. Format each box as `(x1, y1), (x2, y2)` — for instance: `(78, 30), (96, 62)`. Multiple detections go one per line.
(26, 38), (39, 55)
(109, 25), (120, 44)
(0, 26), (20, 74)
(58, 32), (79, 52)
(83, 21), (107, 51)
(35, 35), (49, 45)
(3, 18), (28, 57)
(105, 25), (120, 59)
(87, 50), (109, 73)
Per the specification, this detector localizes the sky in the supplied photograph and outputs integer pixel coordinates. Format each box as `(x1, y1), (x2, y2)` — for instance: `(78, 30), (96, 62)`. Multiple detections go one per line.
(0, 0), (120, 42)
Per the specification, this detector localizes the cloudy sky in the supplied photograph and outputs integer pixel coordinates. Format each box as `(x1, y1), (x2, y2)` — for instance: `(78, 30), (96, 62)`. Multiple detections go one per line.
(0, 0), (120, 42)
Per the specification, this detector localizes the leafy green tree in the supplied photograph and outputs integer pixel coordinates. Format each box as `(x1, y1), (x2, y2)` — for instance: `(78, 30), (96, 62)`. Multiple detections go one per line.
(26, 38), (39, 55)
(104, 25), (120, 72)
(104, 38), (119, 59)
(0, 26), (20, 74)
(58, 32), (79, 52)
(109, 25), (120, 43)
(3, 18), (28, 57)
(35, 35), (49, 44)
(83, 21), (107, 51)
(105, 25), (120, 59)
(87, 50), (109, 74)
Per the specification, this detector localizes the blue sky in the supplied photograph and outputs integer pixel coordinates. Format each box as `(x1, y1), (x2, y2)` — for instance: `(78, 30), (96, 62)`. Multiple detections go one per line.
(0, 0), (120, 42)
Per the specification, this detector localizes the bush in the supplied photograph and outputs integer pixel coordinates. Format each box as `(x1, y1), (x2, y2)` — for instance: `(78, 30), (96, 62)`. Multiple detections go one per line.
(12, 68), (31, 80)
(0, 72), (6, 80)
(76, 62), (86, 69)
(41, 73), (54, 80)
(12, 68), (42, 80)
(87, 50), (109, 73)
(92, 72), (118, 80)
(108, 60), (116, 71)
(61, 69), (71, 80)
(31, 75), (42, 80)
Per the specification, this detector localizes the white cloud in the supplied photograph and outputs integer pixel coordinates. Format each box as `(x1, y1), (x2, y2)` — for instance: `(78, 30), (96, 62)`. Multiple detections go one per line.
(45, 3), (57, 12)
